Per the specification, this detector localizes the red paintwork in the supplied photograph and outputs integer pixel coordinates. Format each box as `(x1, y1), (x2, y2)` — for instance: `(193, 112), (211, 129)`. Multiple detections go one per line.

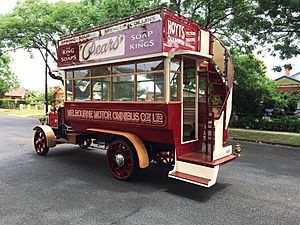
(64, 102), (174, 144)
(163, 14), (198, 52)
(48, 112), (58, 128)
(107, 140), (135, 180)
(64, 102), (203, 158)
(167, 103), (200, 157)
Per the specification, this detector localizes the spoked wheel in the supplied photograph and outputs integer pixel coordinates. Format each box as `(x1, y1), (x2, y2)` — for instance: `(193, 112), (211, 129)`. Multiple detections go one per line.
(33, 129), (49, 156)
(79, 138), (92, 149)
(107, 139), (138, 180)
(155, 150), (175, 167)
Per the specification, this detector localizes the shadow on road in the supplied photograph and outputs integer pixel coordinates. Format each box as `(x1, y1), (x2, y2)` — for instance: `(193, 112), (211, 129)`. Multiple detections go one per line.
(29, 145), (229, 202)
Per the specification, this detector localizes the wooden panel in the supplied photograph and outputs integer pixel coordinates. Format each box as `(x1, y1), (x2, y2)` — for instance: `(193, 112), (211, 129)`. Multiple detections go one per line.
(170, 171), (210, 185)
(178, 152), (237, 167)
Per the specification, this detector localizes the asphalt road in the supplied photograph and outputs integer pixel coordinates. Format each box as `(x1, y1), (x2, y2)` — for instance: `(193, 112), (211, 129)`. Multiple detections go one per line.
(0, 115), (299, 225)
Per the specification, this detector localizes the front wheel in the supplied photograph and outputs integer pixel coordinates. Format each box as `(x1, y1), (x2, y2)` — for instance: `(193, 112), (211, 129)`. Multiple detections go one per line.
(106, 139), (138, 180)
(33, 129), (49, 156)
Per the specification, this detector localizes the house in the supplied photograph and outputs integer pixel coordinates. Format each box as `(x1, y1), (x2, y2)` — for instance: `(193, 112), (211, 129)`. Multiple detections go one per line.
(4, 88), (27, 100)
(52, 86), (64, 106)
(275, 68), (300, 109)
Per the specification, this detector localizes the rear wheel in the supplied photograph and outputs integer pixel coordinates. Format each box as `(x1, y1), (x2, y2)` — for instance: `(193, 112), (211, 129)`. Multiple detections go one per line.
(107, 139), (138, 180)
(79, 138), (92, 149)
(155, 150), (175, 167)
(33, 129), (49, 156)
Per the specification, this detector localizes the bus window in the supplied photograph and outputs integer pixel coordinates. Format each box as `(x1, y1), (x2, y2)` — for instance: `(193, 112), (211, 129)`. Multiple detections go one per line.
(137, 60), (164, 72)
(92, 77), (110, 101)
(182, 57), (197, 142)
(137, 73), (164, 102)
(66, 71), (73, 79)
(66, 80), (73, 101)
(170, 60), (181, 101)
(112, 75), (134, 101)
(112, 64), (134, 74)
(74, 69), (89, 78)
(74, 79), (91, 101)
(91, 66), (110, 76)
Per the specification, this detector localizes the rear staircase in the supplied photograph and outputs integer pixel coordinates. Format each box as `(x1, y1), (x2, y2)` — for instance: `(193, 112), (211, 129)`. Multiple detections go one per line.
(169, 36), (236, 187)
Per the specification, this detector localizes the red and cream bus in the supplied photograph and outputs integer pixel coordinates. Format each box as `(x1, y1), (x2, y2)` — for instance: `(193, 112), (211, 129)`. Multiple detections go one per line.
(33, 8), (241, 187)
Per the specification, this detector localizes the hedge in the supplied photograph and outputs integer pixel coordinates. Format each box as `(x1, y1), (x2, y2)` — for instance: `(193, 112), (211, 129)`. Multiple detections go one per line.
(0, 99), (30, 109)
(230, 116), (300, 133)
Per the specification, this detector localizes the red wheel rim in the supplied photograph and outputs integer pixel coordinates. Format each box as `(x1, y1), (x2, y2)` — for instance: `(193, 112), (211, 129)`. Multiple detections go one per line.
(107, 142), (134, 180)
(155, 151), (175, 166)
(34, 130), (47, 155)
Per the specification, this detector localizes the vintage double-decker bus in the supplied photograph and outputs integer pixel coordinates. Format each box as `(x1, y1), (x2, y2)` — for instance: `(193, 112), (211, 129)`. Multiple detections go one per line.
(33, 8), (241, 187)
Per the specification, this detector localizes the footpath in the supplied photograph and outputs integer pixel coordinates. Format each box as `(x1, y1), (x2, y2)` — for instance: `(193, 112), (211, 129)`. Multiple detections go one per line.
(229, 128), (300, 147)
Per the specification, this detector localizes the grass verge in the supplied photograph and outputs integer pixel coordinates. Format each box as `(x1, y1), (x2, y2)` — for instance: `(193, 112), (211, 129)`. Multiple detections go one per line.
(0, 109), (44, 117)
(229, 128), (300, 147)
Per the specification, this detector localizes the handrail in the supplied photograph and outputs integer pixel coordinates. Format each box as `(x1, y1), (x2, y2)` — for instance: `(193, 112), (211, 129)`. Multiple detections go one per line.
(211, 35), (234, 121)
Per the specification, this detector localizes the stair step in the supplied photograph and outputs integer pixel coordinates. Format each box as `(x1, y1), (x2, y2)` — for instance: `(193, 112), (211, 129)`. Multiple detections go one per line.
(178, 152), (237, 167)
(208, 82), (224, 85)
(208, 105), (222, 108)
(169, 171), (210, 186)
(208, 93), (225, 97)
(204, 139), (214, 143)
(198, 70), (219, 76)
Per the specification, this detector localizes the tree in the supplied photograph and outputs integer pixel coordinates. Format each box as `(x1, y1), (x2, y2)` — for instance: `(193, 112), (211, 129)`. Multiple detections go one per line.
(251, 0), (300, 59)
(231, 51), (283, 114)
(0, 0), (162, 82)
(169, 0), (255, 51)
(169, 0), (300, 59)
(0, 54), (20, 97)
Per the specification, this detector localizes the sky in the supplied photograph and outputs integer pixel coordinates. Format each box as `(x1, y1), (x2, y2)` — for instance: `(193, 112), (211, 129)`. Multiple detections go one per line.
(1, 0), (300, 91)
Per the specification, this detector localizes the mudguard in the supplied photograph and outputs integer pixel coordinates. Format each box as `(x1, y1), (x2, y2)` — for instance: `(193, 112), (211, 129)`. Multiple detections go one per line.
(33, 125), (56, 148)
(87, 128), (149, 169)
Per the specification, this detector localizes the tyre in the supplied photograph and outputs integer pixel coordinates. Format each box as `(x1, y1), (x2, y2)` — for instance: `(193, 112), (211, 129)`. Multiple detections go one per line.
(154, 150), (175, 167)
(106, 139), (138, 180)
(79, 138), (92, 149)
(33, 129), (49, 156)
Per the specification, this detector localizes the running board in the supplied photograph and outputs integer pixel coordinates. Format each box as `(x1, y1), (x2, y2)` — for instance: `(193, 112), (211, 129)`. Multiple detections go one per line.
(168, 160), (219, 188)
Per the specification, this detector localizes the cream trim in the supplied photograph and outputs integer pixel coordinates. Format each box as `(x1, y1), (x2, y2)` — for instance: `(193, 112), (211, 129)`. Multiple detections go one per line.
(170, 50), (212, 59)
(57, 52), (169, 70)
(165, 57), (171, 103)
(169, 160), (219, 188)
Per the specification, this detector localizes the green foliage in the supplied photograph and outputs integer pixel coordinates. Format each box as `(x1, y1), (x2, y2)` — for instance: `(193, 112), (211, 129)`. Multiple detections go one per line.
(232, 51), (283, 114)
(0, 99), (29, 109)
(251, 0), (300, 59)
(281, 92), (300, 113)
(170, 0), (255, 51)
(27, 91), (55, 105)
(230, 116), (300, 133)
(169, 0), (300, 59)
(272, 63), (293, 73)
(0, 0), (162, 67)
(0, 54), (20, 97)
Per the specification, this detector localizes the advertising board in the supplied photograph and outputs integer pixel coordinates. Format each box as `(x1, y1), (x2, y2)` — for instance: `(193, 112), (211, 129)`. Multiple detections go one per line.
(163, 15), (198, 52)
(58, 14), (163, 68)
